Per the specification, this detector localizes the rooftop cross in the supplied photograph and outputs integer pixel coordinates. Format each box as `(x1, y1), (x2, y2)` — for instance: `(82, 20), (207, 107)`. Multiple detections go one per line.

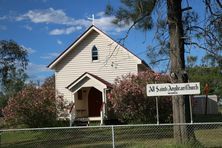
(88, 14), (95, 25)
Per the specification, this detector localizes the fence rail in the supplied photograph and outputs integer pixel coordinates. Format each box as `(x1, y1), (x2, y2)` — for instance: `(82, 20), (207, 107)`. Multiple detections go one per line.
(1, 122), (222, 147)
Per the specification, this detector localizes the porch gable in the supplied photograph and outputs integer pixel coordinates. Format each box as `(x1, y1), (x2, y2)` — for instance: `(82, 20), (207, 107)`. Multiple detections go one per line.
(66, 72), (112, 93)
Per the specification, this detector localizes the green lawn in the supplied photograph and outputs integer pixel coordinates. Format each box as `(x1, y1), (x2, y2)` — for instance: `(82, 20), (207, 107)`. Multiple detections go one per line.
(1, 125), (222, 148)
(195, 128), (222, 147)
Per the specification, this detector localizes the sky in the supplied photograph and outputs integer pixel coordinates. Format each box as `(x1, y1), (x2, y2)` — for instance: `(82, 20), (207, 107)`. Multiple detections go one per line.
(0, 0), (206, 83)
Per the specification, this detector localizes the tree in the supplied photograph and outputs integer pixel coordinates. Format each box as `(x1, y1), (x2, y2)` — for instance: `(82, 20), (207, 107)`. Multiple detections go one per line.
(188, 66), (222, 99)
(108, 71), (172, 124)
(107, 0), (222, 143)
(187, 56), (197, 68)
(0, 40), (28, 109)
(106, 0), (193, 143)
(192, 0), (222, 67)
(106, 0), (222, 143)
(3, 76), (70, 128)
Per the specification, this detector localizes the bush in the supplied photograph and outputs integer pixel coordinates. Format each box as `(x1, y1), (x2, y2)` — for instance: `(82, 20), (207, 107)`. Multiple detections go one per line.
(3, 76), (70, 128)
(108, 71), (172, 124)
(55, 120), (70, 127)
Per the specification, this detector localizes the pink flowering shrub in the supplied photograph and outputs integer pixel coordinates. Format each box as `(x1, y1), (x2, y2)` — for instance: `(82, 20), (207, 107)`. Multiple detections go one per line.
(3, 76), (70, 128)
(108, 71), (172, 124)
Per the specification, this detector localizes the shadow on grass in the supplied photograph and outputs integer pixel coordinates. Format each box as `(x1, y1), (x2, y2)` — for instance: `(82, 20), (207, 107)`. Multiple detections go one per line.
(1, 125), (222, 148)
(1, 128), (112, 148)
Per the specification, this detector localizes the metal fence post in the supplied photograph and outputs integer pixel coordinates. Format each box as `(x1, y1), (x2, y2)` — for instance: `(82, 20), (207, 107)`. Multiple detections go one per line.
(112, 125), (115, 148)
(156, 97), (159, 125)
(189, 96), (193, 123)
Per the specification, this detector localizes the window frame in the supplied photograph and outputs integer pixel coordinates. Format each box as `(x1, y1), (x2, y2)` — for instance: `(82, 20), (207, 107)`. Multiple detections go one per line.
(92, 45), (99, 61)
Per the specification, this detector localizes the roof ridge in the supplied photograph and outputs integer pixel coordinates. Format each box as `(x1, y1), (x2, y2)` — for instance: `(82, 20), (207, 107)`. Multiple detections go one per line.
(47, 25), (149, 69)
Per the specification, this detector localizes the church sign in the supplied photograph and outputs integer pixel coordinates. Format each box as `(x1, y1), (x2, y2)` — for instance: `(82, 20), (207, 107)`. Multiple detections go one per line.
(146, 82), (200, 97)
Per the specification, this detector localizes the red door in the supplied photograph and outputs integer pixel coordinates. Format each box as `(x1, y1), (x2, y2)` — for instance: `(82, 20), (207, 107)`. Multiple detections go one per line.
(88, 87), (102, 117)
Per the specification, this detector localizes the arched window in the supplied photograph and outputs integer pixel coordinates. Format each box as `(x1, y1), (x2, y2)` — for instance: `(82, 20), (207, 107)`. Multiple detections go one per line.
(92, 45), (98, 61)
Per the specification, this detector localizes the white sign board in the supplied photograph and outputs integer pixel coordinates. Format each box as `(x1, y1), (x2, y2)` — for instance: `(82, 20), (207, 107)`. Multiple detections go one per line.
(146, 82), (200, 96)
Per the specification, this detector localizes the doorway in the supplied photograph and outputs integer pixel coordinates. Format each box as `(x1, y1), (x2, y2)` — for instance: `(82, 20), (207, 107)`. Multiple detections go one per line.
(88, 87), (102, 117)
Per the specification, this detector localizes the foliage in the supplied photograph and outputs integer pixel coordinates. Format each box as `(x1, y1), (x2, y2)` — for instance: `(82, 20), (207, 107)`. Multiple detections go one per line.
(105, 0), (221, 143)
(187, 55), (197, 68)
(107, 71), (172, 124)
(0, 40), (28, 90)
(0, 70), (27, 108)
(188, 66), (222, 100)
(106, 0), (156, 31)
(0, 40), (28, 110)
(183, 0), (222, 67)
(106, 1), (222, 70)
(2, 76), (70, 128)
(199, 0), (222, 66)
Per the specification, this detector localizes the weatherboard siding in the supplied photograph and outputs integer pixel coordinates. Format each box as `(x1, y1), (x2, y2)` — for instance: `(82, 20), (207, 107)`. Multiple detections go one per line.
(54, 30), (140, 102)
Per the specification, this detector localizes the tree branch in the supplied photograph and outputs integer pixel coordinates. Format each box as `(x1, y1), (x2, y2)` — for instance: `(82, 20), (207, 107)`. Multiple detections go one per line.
(105, 8), (156, 66)
(150, 58), (169, 65)
(119, 12), (152, 45)
(205, 0), (221, 16)
(205, 0), (213, 13)
(216, 0), (222, 8)
(186, 41), (220, 58)
(188, 25), (222, 47)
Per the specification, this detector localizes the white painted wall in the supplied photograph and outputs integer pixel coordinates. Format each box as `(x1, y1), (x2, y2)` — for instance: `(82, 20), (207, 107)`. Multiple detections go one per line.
(54, 30), (142, 102)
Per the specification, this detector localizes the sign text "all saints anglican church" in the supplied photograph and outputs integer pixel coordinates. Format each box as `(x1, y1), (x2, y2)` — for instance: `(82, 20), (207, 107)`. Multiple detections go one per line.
(146, 82), (200, 97)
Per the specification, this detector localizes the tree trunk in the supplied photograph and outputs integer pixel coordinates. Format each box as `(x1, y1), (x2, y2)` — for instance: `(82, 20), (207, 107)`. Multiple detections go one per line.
(167, 0), (191, 144)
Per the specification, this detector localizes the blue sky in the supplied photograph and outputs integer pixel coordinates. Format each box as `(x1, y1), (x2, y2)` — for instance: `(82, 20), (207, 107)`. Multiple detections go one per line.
(0, 0), (206, 83)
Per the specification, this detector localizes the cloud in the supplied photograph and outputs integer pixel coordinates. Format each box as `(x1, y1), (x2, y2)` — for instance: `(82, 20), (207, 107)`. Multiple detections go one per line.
(40, 52), (59, 59)
(27, 63), (49, 73)
(0, 16), (7, 20)
(16, 8), (78, 26)
(94, 11), (130, 33)
(21, 45), (36, 54)
(16, 8), (90, 27)
(16, 8), (129, 35)
(49, 26), (82, 35)
(23, 25), (32, 31)
(96, 12), (105, 17)
(26, 62), (52, 83)
(57, 39), (62, 45)
(47, 12), (128, 35)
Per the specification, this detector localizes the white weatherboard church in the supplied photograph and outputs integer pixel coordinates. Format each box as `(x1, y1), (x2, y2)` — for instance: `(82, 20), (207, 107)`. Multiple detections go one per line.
(48, 25), (151, 125)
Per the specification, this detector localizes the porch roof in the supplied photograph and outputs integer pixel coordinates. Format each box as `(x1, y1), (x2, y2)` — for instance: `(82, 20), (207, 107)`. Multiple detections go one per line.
(66, 72), (112, 91)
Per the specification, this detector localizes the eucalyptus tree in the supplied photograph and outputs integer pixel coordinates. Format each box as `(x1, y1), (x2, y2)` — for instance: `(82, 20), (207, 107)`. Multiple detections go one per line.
(106, 0), (221, 143)
(0, 40), (28, 108)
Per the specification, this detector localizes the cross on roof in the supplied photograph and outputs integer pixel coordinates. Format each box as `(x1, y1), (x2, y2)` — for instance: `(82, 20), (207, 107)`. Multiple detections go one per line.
(88, 14), (95, 25)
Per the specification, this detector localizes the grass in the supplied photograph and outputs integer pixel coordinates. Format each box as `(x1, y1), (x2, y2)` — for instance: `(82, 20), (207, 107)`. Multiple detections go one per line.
(1, 131), (42, 144)
(195, 128), (222, 147)
(1, 125), (222, 147)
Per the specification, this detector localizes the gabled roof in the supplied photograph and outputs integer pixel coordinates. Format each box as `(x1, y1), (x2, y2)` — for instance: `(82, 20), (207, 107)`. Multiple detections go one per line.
(66, 72), (112, 90)
(47, 25), (150, 69)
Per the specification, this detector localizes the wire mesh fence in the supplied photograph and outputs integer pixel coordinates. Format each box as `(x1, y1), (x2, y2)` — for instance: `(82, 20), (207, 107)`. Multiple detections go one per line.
(1, 122), (222, 148)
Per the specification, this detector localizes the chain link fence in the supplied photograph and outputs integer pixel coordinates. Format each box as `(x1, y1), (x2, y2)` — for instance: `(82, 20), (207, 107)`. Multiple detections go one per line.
(1, 122), (222, 147)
